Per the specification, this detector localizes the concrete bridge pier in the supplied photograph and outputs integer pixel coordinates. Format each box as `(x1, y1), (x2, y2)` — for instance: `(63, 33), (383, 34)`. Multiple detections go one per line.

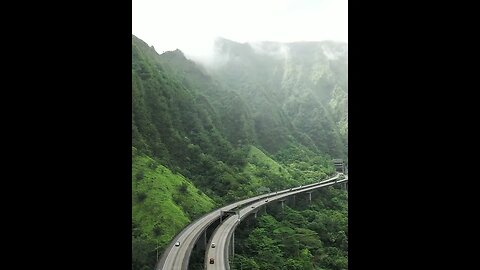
(231, 231), (235, 258)
(280, 199), (286, 211)
(202, 230), (207, 249)
(307, 191), (313, 204)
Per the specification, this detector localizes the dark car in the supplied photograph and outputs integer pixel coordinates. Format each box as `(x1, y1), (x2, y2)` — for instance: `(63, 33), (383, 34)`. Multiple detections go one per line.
(209, 258), (215, 264)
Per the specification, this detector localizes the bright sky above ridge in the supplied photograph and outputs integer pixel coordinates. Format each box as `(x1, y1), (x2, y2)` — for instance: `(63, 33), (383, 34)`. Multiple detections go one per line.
(133, 0), (347, 61)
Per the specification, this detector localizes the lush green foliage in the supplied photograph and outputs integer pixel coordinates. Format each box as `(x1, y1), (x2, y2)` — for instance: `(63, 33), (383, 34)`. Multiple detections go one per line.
(274, 145), (336, 184)
(232, 187), (348, 270)
(132, 149), (215, 269)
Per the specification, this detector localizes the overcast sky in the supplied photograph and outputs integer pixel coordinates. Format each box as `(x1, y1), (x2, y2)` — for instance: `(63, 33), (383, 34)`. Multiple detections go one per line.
(132, 0), (347, 61)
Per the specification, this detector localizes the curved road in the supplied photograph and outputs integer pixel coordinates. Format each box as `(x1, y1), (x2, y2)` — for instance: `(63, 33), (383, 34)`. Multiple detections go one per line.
(205, 175), (348, 270)
(157, 174), (343, 270)
(157, 180), (307, 269)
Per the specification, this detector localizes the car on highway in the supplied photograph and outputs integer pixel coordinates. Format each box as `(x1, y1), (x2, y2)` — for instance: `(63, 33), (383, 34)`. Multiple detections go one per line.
(175, 241), (180, 247)
(265, 199), (269, 202)
(251, 206), (255, 208)
(209, 258), (215, 264)
(211, 243), (216, 248)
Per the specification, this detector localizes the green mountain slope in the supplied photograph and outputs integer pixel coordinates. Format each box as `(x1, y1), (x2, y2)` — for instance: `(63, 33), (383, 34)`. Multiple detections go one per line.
(133, 35), (250, 201)
(132, 150), (215, 269)
(158, 47), (257, 147)
(243, 145), (294, 191)
(132, 151), (216, 240)
(207, 38), (348, 159)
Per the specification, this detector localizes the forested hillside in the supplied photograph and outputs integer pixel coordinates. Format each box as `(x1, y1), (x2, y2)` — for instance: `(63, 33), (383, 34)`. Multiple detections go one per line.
(232, 186), (348, 270)
(207, 38), (348, 158)
(132, 35), (347, 270)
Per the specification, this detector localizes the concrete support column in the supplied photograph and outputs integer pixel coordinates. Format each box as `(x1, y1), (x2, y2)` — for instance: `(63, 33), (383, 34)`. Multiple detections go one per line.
(202, 230), (207, 249)
(307, 191), (312, 204)
(232, 231), (235, 258)
(280, 200), (285, 210)
(254, 211), (257, 219)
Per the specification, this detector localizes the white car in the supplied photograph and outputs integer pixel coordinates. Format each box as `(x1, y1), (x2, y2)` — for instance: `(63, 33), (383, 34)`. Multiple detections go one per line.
(175, 241), (180, 247)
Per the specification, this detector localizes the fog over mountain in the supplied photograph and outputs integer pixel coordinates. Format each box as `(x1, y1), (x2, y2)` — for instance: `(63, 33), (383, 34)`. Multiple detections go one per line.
(204, 37), (348, 157)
